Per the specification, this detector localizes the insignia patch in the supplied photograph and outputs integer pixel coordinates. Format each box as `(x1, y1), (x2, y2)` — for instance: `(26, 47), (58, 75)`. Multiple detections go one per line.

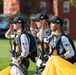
(22, 43), (27, 46)
(65, 44), (70, 47)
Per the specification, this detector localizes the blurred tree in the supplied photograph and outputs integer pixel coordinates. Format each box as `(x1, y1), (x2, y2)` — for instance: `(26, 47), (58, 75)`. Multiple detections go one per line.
(20, 0), (35, 30)
(70, 0), (76, 7)
(0, 0), (3, 14)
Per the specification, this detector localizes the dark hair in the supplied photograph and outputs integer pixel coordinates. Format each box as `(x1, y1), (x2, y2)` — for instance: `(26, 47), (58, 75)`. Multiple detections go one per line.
(21, 24), (25, 31)
(60, 25), (65, 34)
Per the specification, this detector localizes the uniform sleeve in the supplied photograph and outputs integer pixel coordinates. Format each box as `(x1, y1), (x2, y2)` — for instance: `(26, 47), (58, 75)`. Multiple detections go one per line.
(20, 34), (30, 58)
(5, 33), (15, 39)
(38, 29), (45, 41)
(30, 28), (44, 41)
(38, 27), (51, 41)
(61, 36), (75, 59)
(30, 27), (38, 36)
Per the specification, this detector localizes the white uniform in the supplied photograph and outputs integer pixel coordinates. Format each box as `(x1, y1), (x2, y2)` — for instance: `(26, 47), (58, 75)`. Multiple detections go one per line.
(30, 26), (51, 41)
(5, 32), (30, 58)
(30, 26), (51, 68)
(48, 33), (75, 59)
(5, 32), (30, 75)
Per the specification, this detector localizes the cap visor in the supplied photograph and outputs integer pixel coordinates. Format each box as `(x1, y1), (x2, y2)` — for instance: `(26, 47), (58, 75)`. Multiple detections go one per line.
(32, 18), (40, 21)
(47, 19), (56, 23)
(10, 21), (17, 24)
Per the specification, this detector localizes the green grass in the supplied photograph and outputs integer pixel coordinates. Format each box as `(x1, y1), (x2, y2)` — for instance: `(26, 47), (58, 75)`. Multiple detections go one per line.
(74, 40), (76, 47)
(0, 38), (36, 75)
(0, 38), (76, 75)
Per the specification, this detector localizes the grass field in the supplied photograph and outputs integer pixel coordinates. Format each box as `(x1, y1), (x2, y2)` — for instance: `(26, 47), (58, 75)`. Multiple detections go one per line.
(0, 38), (76, 75)
(0, 38), (36, 75)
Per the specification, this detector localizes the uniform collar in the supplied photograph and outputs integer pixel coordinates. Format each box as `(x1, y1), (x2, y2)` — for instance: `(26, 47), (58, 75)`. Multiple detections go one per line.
(53, 32), (63, 38)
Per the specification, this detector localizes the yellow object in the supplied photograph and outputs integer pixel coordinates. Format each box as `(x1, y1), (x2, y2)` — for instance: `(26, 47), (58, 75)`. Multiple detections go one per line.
(38, 44), (41, 49)
(0, 66), (11, 75)
(53, 50), (57, 55)
(44, 43), (47, 49)
(16, 45), (19, 52)
(41, 56), (76, 75)
(12, 45), (20, 52)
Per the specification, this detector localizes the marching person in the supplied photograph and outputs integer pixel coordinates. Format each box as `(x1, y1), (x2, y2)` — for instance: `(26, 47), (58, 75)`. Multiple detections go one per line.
(46, 16), (76, 63)
(5, 16), (30, 75)
(41, 16), (76, 75)
(30, 12), (51, 56)
(30, 12), (51, 42)
(30, 12), (52, 74)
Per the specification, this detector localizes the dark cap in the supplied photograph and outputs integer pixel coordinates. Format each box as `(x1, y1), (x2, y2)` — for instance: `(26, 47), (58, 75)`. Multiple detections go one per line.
(10, 16), (25, 25)
(48, 16), (63, 26)
(32, 12), (49, 21)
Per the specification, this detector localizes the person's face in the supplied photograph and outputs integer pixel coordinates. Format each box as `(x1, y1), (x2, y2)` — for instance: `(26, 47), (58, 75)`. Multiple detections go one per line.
(39, 20), (44, 25)
(36, 20), (44, 28)
(13, 23), (22, 30)
(50, 22), (59, 31)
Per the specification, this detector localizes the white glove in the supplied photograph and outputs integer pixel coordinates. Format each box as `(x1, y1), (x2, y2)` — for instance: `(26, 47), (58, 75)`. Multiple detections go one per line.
(11, 57), (19, 67)
(36, 58), (42, 68)
(11, 57), (16, 63)
(13, 62), (19, 67)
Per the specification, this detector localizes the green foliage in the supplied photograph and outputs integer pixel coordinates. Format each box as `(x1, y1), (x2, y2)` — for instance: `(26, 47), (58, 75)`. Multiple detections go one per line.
(0, 0), (3, 14)
(70, 0), (76, 7)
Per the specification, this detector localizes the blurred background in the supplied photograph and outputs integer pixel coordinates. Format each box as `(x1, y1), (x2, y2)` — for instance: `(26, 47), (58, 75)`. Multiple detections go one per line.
(0, 0), (76, 39)
(0, 0), (76, 75)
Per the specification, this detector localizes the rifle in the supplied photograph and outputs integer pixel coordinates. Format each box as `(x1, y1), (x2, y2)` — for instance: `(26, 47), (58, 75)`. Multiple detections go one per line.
(39, 38), (49, 69)
(9, 36), (12, 52)
(9, 30), (17, 58)
(13, 30), (17, 58)
(40, 39), (46, 61)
